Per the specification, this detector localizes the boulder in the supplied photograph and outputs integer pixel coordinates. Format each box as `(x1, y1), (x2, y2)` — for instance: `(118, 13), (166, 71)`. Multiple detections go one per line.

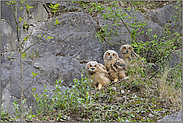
(145, 2), (182, 33)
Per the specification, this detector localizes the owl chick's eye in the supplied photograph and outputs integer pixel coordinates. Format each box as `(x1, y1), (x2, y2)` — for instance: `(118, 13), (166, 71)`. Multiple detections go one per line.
(124, 47), (126, 50)
(94, 65), (96, 67)
(107, 53), (110, 56)
(128, 47), (131, 50)
(89, 65), (92, 67)
(112, 54), (115, 56)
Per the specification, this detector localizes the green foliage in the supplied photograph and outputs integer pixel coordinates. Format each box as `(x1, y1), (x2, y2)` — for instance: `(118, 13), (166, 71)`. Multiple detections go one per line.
(22, 52), (26, 60)
(25, 106), (37, 121)
(31, 69), (93, 120)
(19, 17), (24, 22)
(6, 2), (10, 5)
(32, 84), (52, 117)
(7, 52), (15, 60)
(32, 71), (38, 78)
(9, 1), (16, 5)
(133, 1), (181, 62)
(29, 49), (42, 61)
(55, 18), (60, 25)
(46, 35), (54, 40)
(1, 109), (11, 122)
(9, 65), (181, 122)
(25, 3), (33, 11)
(12, 101), (21, 118)
(28, 65), (180, 122)
(23, 36), (29, 42)
(12, 99), (28, 119)
(49, 3), (59, 13)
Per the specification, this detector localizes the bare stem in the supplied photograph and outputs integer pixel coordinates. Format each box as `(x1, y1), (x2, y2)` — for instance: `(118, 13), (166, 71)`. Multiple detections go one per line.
(23, 13), (55, 53)
(11, 2), (24, 121)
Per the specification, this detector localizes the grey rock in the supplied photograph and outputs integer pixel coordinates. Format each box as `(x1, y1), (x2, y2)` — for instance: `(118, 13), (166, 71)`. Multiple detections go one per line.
(1, 19), (17, 53)
(1, 1), (16, 32)
(45, 1), (83, 13)
(1, 1), (48, 55)
(1, 1), (48, 32)
(157, 110), (182, 122)
(1, 52), (70, 114)
(145, 3), (182, 33)
(169, 49), (182, 67)
(1, 83), (12, 113)
(28, 12), (104, 65)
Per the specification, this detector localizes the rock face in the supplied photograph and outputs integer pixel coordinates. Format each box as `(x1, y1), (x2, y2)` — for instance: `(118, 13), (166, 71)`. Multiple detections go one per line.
(145, 2), (182, 35)
(1, 19), (17, 53)
(145, 2), (181, 27)
(1, 1), (182, 118)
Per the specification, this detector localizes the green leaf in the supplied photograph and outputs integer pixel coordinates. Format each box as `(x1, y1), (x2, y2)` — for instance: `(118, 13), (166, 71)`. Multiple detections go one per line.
(32, 88), (37, 91)
(6, 2), (10, 5)
(10, 52), (14, 57)
(38, 35), (42, 37)
(26, 3), (33, 10)
(20, 6), (23, 10)
(13, 100), (17, 105)
(10, 1), (16, 5)
(55, 18), (60, 25)
(54, 3), (59, 8)
(49, 3), (59, 13)
(21, 1), (25, 3)
(47, 36), (54, 40)
(148, 29), (152, 32)
(23, 98), (27, 103)
(23, 36), (29, 42)
(109, 43), (114, 46)
(49, 3), (54, 9)
(153, 34), (157, 39)
(19, 17), (24, 22)
(128, 16), (132, 19)
(32, 71), (39, 78)
(22, 52), (26, 59)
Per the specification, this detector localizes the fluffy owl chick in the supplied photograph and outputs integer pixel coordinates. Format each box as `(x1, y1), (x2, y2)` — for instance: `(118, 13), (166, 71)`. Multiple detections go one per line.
(120, 44), (139, 66)
(85, 61), (110, 90)
(103, 50), (127, 82)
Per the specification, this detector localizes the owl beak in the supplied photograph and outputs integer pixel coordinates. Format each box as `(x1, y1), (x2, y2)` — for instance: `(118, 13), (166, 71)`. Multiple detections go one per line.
(91, 67), (95, 70)
(110, 55), (112, 58)
(126, 50), (128, 53)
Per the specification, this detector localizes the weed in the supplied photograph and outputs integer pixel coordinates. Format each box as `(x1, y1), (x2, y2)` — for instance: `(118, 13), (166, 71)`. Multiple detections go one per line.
(7, 52), (15, 60)
(1, 109), (11, 122)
